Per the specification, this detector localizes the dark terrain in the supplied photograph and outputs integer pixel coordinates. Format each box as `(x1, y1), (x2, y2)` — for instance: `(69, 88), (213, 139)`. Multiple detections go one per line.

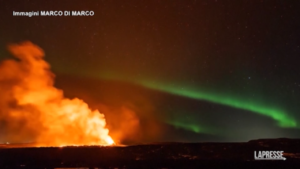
(1, 138), (300, 169)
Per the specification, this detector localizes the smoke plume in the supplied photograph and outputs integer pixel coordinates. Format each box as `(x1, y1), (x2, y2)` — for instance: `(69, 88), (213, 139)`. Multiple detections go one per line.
(0, 41), (113, 146)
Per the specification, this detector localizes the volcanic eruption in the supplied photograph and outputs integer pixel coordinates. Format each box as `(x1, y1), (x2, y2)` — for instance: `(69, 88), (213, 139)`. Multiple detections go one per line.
(0, 41), (114, 147)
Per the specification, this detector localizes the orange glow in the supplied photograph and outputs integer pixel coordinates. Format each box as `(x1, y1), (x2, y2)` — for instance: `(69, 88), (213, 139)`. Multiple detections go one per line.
(0, 41), (114, 146)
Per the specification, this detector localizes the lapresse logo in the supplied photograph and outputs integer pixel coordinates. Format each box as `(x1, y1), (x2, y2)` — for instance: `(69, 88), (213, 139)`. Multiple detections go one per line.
(254, 151), (286, 160)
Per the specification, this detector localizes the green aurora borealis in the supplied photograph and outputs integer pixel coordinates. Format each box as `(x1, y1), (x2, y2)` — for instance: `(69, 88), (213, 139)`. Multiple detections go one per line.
(138, 79), (298, 128)
(70, 69), (298, 134)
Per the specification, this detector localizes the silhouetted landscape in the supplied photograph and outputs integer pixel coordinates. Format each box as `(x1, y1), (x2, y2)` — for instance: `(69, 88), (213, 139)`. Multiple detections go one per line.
(1, 138), (299, 169)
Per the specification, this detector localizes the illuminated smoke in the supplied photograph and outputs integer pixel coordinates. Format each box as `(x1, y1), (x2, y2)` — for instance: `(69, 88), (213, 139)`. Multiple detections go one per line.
(0, 41), (114, 146)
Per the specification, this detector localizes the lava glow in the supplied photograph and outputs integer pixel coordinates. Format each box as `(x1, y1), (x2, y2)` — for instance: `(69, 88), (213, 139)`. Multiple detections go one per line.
(0, 41), (114, 147)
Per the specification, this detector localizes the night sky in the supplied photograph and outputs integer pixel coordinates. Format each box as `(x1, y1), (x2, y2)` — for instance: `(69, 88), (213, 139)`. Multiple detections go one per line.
(1, 0), (300, 144)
